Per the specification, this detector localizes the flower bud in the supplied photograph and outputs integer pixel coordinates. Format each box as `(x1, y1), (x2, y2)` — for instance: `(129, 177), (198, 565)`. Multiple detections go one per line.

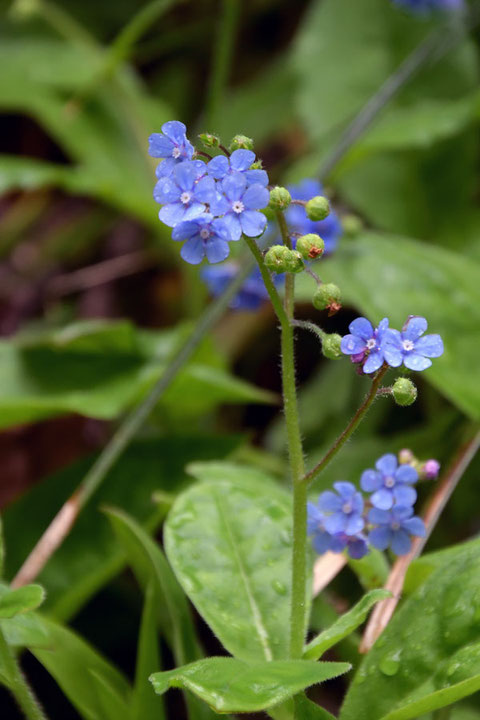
(421, 459), (440, 480)
(264, 245), (304, 273)
(306, 196), (330, 222)
(312, 283), (341, 315)
(198, 133), (220, 148)
(342, 214), (363, 237)
(392, 378), (417, 407)
(268, 187), (291, 211)
(322, 333), (342, 360)
(250, 160), (263, 170)
(285, 250), (305, 273)
(296, 234), (325, 260)
(229, 134), (254, 152)
(398, 448), (415, 465)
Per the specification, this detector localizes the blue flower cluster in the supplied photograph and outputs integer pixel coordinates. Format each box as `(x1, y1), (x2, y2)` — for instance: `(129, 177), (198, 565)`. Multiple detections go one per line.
(392, 0), (464, 13)
(341, 315), (444, 374)
(201, 263), (284, 311)
(286, 179), (343, 255)
(308, 452), (428, 559)
(148, 122), (270, 264)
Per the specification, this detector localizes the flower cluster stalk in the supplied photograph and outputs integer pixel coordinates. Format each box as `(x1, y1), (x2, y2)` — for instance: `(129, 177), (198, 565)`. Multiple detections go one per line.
(0, 628), (47, 720)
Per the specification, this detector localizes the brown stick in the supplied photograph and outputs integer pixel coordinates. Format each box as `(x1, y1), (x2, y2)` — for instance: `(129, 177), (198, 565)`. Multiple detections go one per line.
(312, 552), (348, 597)
(360, 429), (480, 653)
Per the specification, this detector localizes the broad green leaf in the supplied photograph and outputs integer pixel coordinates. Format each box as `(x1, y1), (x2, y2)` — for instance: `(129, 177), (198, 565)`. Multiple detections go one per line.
(296, 234), (480, 420)
(339, 540), (480, 720)
(31, 615), (131, 720)
(150, 658), (350, 713)
(105, 508), (218, 720)
(304, 590), (391, 660)
(3, 435), (241, 619)
(348, 551), (390, 591)
(1, 613), (50, 649)
(0, 319), (273, 429)
(404, 537), (480, 595)
(131, 582), (165, 720)
(186, 459), (286, 492)
(295, 695), (337, 720)
(164, 472), (299, 662)
(0, 584), (45, 619)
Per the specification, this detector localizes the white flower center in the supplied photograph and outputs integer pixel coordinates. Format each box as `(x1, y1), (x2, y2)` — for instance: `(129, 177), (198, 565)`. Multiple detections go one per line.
(402, 339), (414, 352)
(180, 191), (192, 205)
(391, 522), (401, 531)
(342, 502), (352, 515)
(385, 476), (395, 488)
(172, 147), (181, 159)
(200, 228), (210, 240)
(232, 200), (245, 214)
(366, 338), (376, 350)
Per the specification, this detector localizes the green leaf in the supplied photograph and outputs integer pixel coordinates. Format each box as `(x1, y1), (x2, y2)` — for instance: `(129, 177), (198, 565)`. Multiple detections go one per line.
(304, 590), (391, 660)
(150, 658), (351, 713)
(131, 582), (165, 720)
(0, 613), (50, 649)
(31, 615), (131, 720)
(164, 470), (300, 662)
(339, 540), (480, 720)
(295, 695), (337, 720)
(3, 435), (242, 619)
(296, 233), (480, 420)
(0, 584), (45, 619)
(105, 508), (218, 720)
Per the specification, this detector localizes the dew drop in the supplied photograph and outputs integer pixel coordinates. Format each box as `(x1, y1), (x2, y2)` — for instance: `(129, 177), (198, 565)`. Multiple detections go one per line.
(272, 580), (287, 596)
(379, 650), (402, 677)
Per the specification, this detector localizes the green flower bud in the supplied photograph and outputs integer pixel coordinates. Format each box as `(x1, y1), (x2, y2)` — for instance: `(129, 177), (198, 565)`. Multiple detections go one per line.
(296, 234), (325, 260)
(250, 159), (263, 170)
(392, 378), (417, 407)
(264, 246), (304, 274)
(285, 250), (305, 273)
(268, 187), (292, 211)
(198, 133), (220, 148)
(322, 333), (342, 360)
(312, 283), (341, 315)
(343, 214), (363, 237)
(306, 196), (330, 222)
(229, 134), (254, 152)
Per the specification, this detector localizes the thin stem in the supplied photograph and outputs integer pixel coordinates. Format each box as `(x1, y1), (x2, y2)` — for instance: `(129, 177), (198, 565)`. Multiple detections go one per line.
(12, 256), (255, 588)
(206, 0), (240, 128)
(0, 628), (47, 720)
(303, 365), (388, 486)
(291, 319), (326, 346)
(242, 236), (288, 325)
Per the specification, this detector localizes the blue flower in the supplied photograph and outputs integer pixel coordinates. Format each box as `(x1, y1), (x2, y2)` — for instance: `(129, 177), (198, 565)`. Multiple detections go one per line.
(148, 121), (194, 177)
(211, 174), (269, 239)
(318, 482), (364, 535)
(340, 317), (391, 374)
(361, 453), (418, 510)
(331, 533), (369, 560)
(172, 214), (233, 265)
(307, 500), (368, 559)
(207, 149), (268, 187)
(383, 316), (444, 371)
(392, 0), (464, 14)
(286, 179), (342, 255)
(201, 263), (283, 311)
(153, 161), (217, 227)
(368, 506), (426, 556)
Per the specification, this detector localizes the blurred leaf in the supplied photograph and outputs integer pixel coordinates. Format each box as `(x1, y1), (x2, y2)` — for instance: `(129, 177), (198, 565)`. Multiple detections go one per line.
(339, 540), (480, 720)
(348, 550), (390, 591)
(0, 584), (45, 619)
(150, 657), (351, 713)
(304, 590), (391, 660)
(164, 468), (302, 662)
(3, 434), (242, 619)
(296, 234), (480, 420)
(404, 537), (480, 595)
(32, 615), (131, 720)
(131, 582), (165, 720)
(0, 319), (274, 429)
(1, 612), (50, 649)
(105, 507), (219, 720)
(295, 695), (337, 719)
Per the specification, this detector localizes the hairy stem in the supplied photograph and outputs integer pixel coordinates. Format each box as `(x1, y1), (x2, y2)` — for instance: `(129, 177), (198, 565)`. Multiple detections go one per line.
(0, 629), (47, 720)
(303, 365), (388, 486)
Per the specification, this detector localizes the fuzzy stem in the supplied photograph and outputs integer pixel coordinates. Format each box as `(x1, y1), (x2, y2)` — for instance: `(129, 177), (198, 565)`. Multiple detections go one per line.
(303, 365), (388, 486)
(0, 629), (47, 720)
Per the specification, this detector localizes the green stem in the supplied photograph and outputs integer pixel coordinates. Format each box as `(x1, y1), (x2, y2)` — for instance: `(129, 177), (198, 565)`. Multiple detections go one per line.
(302, 365), (388, 486)
(206, 0), (240, 128)
(0, 629), (47, 720)
(242, 236), (287, 325)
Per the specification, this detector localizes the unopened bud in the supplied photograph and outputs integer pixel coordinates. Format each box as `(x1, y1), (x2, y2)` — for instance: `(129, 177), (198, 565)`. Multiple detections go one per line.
(342, 214), (363, 237)
(285, 250), (305, 273)
(296, 234), (325, 260)
(392, 378), (417, 407)
(312, 283), (341, 315)
(306, 196), (330, 222)
(250, 159), (263, 170)
(421, 459), (440, 480)
(398, 448), (415, 465)
(198, 133), (220, 148)
(229, 134), (254, 152)
(269, 187), (291, 211)
(322, 333), (342, 360)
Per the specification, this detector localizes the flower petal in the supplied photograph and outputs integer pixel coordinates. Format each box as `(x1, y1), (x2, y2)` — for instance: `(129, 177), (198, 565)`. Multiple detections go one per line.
(376, 453), (398, 476)
(324, 512), (348, 534)
(244, 169), (269, 186)
(363, 350), (384, 374)
(414, 334), (444, 358)
(402, 517), (426, 537)
(180, 236), (204, 264)
(174, 161), (198, 191)
(222, 172), (247, 201)
(404, 353), (432, 371)
(230, 149), (255, 172)
(243, 184), (270, 210)
(194, 176), (217, 204)
(205, 238), (230, 264)
(369, 527), (391, 551)
(333, 481), (357, 499)
(345, 514), (364, 536)
(159, 202), (188, 227)
(153, 177), (179, 204)
(391, 529), (412, 556)
(318, 491), (342, 513)
(371, 488), (394, 510)
(403, 316), (428, 341)
(222, 213), (242, 241)
(239, 210), (267, 237)
(393, 484), (417, 507)
(312, 531), (333, 555)
(207, 155), (230, 180)
(161, 120), (187, 143)
(368, 508), (391, 525)
(349, 317), (374, 341)
(148, 133), (173, 158)
(361, 469), (382, 492)
(395, 464), (418, 484)
(340, 334), (365, 355)
(348, 536), (368, 559)
(182, 203), (206, 222)
(172, 219), (200, 241)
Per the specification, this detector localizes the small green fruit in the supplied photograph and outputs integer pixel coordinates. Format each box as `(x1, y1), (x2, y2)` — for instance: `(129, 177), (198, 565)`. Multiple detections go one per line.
(306, 196), (330, 221)
(269, 187), (292, 211)
(322, 334), (342, 360)
(296, 234), (325, 260)
(392, 378), (417, 407)
(312, 283), (341, 315)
